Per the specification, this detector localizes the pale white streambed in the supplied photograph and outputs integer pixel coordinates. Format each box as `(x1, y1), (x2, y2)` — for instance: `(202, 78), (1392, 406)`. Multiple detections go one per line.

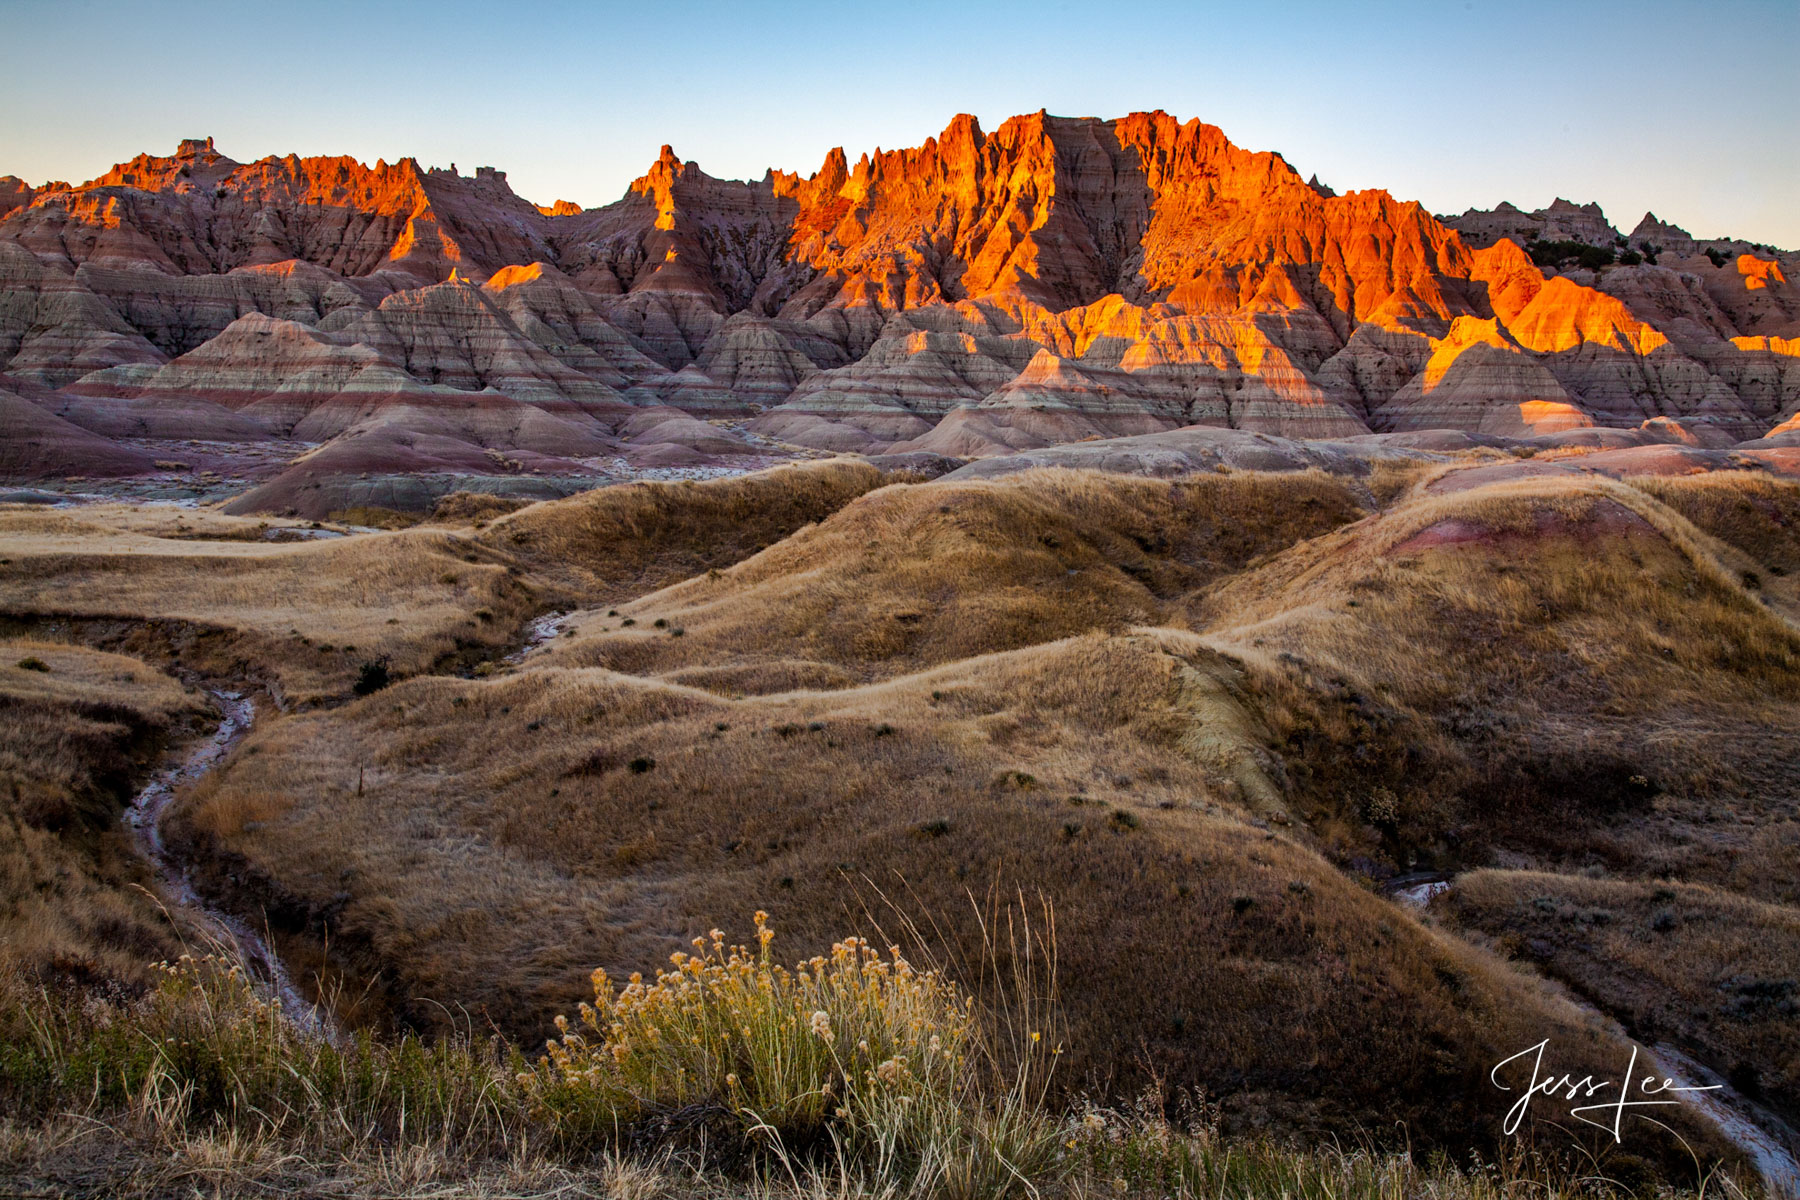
(504, 609), (573, 663)
(125, 688), (337, 1042)
(1652, 1045), (1800, 1200)
(122, 604), (576, 1041)
(1396, 879), (1451, 908)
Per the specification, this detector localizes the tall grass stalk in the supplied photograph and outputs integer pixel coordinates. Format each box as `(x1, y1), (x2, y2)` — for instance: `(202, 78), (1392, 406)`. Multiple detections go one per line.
(0, 950), (527, 1163)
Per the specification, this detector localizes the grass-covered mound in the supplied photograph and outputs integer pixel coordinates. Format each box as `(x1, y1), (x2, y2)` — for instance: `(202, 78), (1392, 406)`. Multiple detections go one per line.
(4, 462), (1798, 1196)
(172, 628), (1730, 1160)
(0, 504), (535, 704)
(0, 638), (204, 985)
(1199, 473), (1800, 881)
(480, 458), (898, 596)
(540, 467), (1366, 691)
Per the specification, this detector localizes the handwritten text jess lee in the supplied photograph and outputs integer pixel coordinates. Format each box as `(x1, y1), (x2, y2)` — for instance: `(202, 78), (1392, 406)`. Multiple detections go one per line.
(1492, 1041), (1719, 1142)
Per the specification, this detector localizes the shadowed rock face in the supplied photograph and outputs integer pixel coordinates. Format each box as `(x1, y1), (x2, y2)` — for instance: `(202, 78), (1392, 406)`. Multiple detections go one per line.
(3, 113), (1799, 498)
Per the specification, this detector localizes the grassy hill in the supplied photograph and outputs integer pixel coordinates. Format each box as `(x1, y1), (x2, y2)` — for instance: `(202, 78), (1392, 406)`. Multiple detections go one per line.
(5, 456), (1798, 1194)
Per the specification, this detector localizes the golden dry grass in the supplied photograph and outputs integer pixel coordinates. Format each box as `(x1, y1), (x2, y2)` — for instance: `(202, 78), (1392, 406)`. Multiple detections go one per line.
(425, 490), (532, 524)
(327, 504), (425, 529)
(482, 459), (898, 597)
(1191, 473), (1800, 877)
(2, 948), (1746, 1200)
(1622, 471), (1800, 571)
(7, 462), (1800, 1176)
(0, 636), (193, 716)
(168, 628), (1733, 1161)
(0, 511), (535, 703)
(0, 503), (338, 542)
(0, 464), (903, 704)
(1363, 457), (1439, 508)
(0, 637), (201, 984)
(539, 468), (1366, 693)
(1444, 869), (1800, 1125)
(1623, 470), (1800, 623)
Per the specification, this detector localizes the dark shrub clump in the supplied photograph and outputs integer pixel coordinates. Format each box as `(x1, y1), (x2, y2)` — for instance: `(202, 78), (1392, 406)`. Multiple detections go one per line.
(353, 657), (392, 696)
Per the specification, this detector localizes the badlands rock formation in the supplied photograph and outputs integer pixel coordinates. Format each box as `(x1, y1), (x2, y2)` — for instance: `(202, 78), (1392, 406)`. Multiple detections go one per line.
(1445, 198), (1622, 251)
(3, 114), (1798, 506)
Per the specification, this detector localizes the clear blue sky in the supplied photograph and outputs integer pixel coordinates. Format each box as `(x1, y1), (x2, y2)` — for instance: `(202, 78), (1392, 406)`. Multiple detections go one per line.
(3, 0), (1796, 247)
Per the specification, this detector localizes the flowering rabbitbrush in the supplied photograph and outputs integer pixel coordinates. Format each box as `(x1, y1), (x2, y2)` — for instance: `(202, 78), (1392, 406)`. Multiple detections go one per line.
(522, 911), (976, 1142)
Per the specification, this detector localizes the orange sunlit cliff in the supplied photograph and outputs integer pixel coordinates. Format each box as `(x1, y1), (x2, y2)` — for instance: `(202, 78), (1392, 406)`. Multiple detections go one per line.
(2, 110), (1798, 483)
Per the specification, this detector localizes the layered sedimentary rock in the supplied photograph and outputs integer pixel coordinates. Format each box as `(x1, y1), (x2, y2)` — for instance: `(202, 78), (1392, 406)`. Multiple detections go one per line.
(1463, 239), (1772, 439)
(1114, 312), (1367, 435)
(938, 422), (1432, 480)
(330, 278), (637, 422)
(2, 114), (1797, 497)
(1711, 337), (1800, 427)
(0, 242), (165, 384)
(0, 388), (157, 477)
(1379, 317), (1590, 435)
(690, 312), (849, 404)
(77, 258), (390, 358)
(70, 313), (426, 427)
(4, 137), (554, 283)
(481, 262), (672, 389)
(1630, 213), (1698, 258)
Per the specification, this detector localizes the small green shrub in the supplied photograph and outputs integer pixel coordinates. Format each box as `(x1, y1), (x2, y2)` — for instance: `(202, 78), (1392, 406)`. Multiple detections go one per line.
(14, 656), (49, 672)
(1527, 239), (1615, 270)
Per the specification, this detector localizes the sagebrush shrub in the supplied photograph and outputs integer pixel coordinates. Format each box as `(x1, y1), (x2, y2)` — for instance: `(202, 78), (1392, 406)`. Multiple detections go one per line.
(522, 912), (1065, 1196)
(524, 912), (973, 1141)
